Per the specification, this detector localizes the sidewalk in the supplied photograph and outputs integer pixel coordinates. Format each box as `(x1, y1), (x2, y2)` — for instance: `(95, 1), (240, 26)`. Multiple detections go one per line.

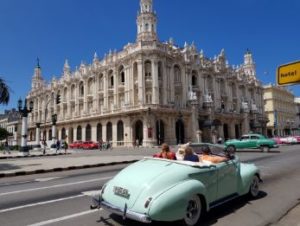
(273, 203), (300, 226)
(0, 147), (159, 178)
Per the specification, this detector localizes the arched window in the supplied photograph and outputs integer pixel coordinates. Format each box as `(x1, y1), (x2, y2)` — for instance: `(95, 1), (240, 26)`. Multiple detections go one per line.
(174, 65), (181, 83)
(71, 85), (75, 99)
(86, 124), (91, 141)
(97, 123), (102, 141)
(77, 126), (82, 140)
(192, 71), (197, 86)
(119, 66), (125, 84)
(145, 61), (152, 79)
(79, 82), (84, 97)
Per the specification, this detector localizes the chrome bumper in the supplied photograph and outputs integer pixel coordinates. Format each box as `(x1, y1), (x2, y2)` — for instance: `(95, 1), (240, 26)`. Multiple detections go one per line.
(100, 200), (152, 224)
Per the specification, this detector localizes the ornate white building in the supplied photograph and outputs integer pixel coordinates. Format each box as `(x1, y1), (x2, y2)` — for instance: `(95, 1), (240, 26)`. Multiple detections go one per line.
(27, 0), (267, 147)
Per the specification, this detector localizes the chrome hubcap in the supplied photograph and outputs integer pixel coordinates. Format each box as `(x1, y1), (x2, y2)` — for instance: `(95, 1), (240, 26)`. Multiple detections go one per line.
(185, 195), (201, 226)
(251, 177), (259, 197)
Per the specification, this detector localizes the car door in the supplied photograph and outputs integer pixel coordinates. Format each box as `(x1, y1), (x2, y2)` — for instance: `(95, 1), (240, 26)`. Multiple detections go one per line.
(238, 135), (250, 148)
(249, 135), (259, 148)
(216, 158), (238, 200)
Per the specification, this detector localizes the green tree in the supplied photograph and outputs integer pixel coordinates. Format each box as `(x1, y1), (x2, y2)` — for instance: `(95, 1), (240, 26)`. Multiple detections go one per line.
(0, 127), (11, 140)
(0, 78), (10, 104)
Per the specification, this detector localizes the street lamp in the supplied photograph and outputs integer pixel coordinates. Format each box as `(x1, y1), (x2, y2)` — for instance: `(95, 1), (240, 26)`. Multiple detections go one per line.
(18, 98), (34, 154)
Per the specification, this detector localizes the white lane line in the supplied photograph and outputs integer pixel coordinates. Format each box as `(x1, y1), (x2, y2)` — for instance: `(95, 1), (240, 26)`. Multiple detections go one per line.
(27, 209), (99, 226)
(0, 176), (112, 197)
(35, 177), (61, 182)
(0, 194), (85, 213)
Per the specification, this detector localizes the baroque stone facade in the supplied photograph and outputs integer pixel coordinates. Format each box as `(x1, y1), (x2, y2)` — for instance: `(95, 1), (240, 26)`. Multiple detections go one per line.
(27, 0), (267, 147)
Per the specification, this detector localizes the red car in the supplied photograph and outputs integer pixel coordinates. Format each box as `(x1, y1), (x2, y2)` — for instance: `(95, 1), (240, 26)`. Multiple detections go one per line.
(82, 141), (99, 149)
(69, 141), (84, 149)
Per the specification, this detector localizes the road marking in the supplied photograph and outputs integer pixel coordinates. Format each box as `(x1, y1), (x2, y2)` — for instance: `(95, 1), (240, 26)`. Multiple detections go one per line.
(0, 180), (33, 187)
(35, 177), (61, 182)
(27, 209), (99, 226)
(0, 176), (112, 197)
(0, 194), (85, 213)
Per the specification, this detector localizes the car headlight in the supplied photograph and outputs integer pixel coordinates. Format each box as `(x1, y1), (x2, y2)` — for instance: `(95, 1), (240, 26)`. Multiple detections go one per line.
(144, 197), (153, 208)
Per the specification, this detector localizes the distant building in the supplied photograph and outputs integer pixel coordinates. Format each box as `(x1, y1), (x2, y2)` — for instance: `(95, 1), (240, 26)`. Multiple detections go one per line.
(0, 109), (21, 145)
(27, 0), (267, 146)
(263, 85), (299, 137)
(295, 98), (300, 135)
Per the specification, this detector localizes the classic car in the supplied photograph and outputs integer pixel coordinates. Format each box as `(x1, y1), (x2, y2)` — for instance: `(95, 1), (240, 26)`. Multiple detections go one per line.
(68, 141), (83, 149)
(82, 141), (99, 149)
(87, 143), (261, 226)
(280, 136), (298, 145)
(225, 133), (278, 152)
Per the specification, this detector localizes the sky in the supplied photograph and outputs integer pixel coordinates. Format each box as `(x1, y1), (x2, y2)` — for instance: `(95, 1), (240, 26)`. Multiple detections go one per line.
(0, 0), (300, 113)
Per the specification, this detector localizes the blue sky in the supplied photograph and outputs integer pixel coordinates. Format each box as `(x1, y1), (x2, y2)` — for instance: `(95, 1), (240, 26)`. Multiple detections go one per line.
(0, 0), (300, 112)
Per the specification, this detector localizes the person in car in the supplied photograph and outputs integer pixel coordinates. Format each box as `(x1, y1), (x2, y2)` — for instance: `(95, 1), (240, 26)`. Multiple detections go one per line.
(183, 146), (199, 162)
(153, 143), (176, 160)
(200, 145), (228, 164)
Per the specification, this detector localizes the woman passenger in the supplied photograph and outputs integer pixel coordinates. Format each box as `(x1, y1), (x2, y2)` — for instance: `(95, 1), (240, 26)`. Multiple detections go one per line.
(153, 143), (176, 160)
(183, 146), (199, 162)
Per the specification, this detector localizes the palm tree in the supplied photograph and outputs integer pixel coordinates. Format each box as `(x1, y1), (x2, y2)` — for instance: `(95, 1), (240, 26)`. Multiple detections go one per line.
(0, 78), (10, 105)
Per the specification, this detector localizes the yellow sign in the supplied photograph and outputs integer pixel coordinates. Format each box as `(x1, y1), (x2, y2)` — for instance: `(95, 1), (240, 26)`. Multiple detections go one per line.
(277, 61), (300, 86)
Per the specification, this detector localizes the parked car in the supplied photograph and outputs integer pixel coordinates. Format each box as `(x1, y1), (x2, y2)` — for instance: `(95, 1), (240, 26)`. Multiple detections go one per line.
(87, 143), (261, 226)
(272, 136), (284, 145)
(82, 141), (99, 149)
(295, 136), (300, 144)
(280, 136), (298, 145)
(69, 141), (83, 149)
(225, 133), (278, 152)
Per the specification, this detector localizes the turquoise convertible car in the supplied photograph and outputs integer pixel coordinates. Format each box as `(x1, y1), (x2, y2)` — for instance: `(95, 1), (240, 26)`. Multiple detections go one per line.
(89, 144), (261, 226)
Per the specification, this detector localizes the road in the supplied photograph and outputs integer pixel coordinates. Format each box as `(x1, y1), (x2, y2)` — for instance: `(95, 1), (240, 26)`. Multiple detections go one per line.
(0, 145), (300, 226)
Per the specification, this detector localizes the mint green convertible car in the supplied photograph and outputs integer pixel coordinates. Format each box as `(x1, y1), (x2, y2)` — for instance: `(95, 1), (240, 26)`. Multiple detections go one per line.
(89, 144), (261, 226)
(225, 134), (278, 152)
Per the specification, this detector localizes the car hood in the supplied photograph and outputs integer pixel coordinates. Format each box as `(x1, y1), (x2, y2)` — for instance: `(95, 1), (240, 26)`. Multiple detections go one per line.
(102, 158), (203, 210)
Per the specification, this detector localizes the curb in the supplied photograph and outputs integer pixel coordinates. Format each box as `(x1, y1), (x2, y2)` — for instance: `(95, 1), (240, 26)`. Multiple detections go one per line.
(0, 153), (71, 160)
(0, 160), (138, 178)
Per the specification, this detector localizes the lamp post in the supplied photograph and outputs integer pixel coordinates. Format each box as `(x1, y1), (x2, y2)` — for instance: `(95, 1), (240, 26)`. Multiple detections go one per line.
(51, 114), (57, 147)
(18, 98), (33, 155)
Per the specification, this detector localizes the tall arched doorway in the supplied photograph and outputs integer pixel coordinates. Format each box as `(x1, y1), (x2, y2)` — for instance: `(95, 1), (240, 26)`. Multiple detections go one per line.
(223, 124), (229, 141)
(135, 120), (143, 146)
(77, 126), (82, 141)
(69, 127), (74, 143)
(156, 120), (165, 145)
(86, 124), (91, 141)
(117, 120), (124, 146)
(97, 123), (102, 141)
(176, 119), (185, 144)
(61, 128), (66, 140)
(106, 122), (112, 142)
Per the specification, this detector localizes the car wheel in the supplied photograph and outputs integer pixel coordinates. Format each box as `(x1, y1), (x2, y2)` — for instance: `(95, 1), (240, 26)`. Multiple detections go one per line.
(260, 146), (270, 152)
(183, 195), (202, 226)
(226, 145), (236, 153)
(249, 175), (260, 198)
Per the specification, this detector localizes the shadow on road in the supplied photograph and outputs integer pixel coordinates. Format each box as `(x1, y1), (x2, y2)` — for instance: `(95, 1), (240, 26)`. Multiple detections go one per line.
(0, 163), (21, 171)
(102, 191), (268, 226)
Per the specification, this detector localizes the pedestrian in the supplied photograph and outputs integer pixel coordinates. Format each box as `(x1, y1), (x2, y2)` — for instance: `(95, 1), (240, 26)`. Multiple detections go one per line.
(217, 137), (223, 144)
(42, 139), (47, 155)
(3, 140), (10, 154)
(63, 140), (68, 154)
(99, 139), (103, 151)
(56, 139), (61, 153)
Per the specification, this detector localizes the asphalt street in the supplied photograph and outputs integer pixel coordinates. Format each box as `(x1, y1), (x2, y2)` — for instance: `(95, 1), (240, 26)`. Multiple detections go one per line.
(0, 145), (300, 226)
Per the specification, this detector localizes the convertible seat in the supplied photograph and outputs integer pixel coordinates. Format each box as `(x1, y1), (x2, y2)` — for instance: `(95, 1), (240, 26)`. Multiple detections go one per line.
(200, 154), (228, 164)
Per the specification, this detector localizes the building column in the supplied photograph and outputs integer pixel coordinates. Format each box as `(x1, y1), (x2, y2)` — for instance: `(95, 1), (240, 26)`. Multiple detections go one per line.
(103, 71), (108, 111)
(162, 62), (168, 105)
(83, 80), (88, 114)
(152, 59), (159, 104)
(113, 70), (119, 109)
(137, 60), (145, 105)
(91, 124), (97, 142)
(36, 123), (41, 146)
(112, 121), (117, 147)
